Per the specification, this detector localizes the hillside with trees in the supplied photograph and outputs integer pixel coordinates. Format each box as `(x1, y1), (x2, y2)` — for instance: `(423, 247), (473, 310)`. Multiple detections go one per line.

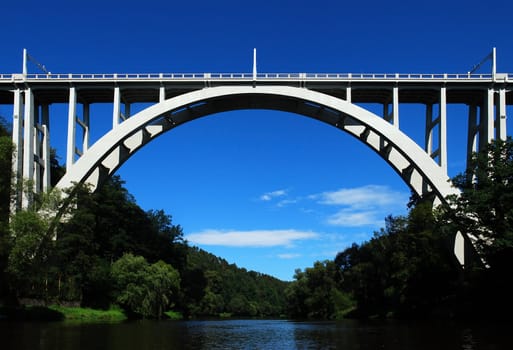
(287, 138), (513, 320)
(0, 116), (288, 319)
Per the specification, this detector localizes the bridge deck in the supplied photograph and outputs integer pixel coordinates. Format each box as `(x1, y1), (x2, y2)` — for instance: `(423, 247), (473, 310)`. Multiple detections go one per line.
(1, 72), (512, 105)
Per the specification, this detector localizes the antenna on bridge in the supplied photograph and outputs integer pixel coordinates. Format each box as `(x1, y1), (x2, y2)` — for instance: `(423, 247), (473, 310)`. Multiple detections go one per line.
(467, 47), (496, 78)
(253, 48), (257, 81)
(22, 48), (51, 76)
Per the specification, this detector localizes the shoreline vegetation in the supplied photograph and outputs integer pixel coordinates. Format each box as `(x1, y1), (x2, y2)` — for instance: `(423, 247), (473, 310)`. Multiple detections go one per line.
(1, 116), (513, 323)
(0, 305), (127, 323)
(0, 305), (287, 323)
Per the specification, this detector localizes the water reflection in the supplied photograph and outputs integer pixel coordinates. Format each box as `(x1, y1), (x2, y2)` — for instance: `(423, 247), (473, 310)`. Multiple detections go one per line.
(184, 320), (297, 349)
(1, 318), (510, 349)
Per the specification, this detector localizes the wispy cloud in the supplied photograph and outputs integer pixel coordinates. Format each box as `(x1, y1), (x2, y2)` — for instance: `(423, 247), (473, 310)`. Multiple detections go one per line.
(259, 189), (287, 201)
(277, 199), (297, 207)
(277, 253), (302, 259)
(312, 185), (408, 228)
(326, 209), (381, 227)
(318, 185), (405, 208)
(186, 229), (318, 247)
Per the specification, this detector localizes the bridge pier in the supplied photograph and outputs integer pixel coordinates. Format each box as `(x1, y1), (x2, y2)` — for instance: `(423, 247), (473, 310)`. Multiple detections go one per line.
(22, 88), (34, 207)
(383, 84), (399, 127)
(9, 87), (52, 209)
(66, 87), (77, 171)
(425, 86), (448, 174)
(11, 89), (23, 212)
(497, 87), (507, 140)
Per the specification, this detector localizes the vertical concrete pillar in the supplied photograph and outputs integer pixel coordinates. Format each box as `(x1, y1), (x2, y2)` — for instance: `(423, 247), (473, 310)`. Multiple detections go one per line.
(11, 89), (23, 186)
(125, 102), (131, 119)
(160, 85), (166, 102)
(425, 103), (434, 156)
(11, 89), (24, 211)
(467, 104), (479, 168)
(22, 88), (34, 207)
(42, 125), (50, 191)
(392, 85), (399, 128)
(67, 87), (77, 171)
(439, 86), (447, 173)
(345, 85), (351, 103)
(383, 86), (399, 127)
(83, 103), (90, 152)
(33, 120), (41, 195)
(480, 88), (495, 151)
(113, 86), (121, 127)
(41, 104), (51, 191)
(497, 88), (507, 141)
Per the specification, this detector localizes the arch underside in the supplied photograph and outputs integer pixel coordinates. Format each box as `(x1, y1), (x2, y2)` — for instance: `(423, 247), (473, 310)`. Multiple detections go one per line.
(55, 86), (458, 203)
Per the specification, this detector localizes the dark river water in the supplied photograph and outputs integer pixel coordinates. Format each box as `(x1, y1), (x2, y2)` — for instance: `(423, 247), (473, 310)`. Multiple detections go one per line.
(0, 318), (510, 349)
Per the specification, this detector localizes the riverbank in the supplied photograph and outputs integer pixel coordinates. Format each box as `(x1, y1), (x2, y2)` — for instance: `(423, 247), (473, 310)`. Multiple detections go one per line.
(0, 305), (127, 322)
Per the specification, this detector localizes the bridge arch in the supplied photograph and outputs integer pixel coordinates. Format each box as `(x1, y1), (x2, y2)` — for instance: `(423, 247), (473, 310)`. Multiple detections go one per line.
(55, 85), (459, 202)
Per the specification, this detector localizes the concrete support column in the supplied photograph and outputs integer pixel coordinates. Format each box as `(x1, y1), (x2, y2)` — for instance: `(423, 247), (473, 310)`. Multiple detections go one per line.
(113, 86), (121, 127)
(11, 89), (23, 197)
(33, 120), (41, 195)
(345, 85), (351, 103)
(22, 88), (34, 207)
(439, 86), (447, 173)
(497, 88), (507, 141)
(384, 86), (399, 128)
(480, 88), (495, 151)
(125, 102), (131, 119)
(11, 89), (24, 211)
(83, 103), (90, 152)
(392, 85), (399, 128)
(67, 87), (77, 171)
(425, 103), (434, 156)
(41, 104), (51, 191)
(160, 85), (166, 103)
(424, 86), (447, 173)
(42, 125), (50, 191)
(467, 104), (479, 168)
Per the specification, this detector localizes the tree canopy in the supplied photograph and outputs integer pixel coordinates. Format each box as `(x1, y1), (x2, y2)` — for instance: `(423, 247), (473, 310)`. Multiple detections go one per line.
(3, 136), (513, 321)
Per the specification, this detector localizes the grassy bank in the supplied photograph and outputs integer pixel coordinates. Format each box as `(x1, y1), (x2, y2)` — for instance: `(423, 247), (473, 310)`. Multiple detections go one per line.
(163, 310), (183, 320)
(1, 304), (187, 322)
(48, 305), (127, 322)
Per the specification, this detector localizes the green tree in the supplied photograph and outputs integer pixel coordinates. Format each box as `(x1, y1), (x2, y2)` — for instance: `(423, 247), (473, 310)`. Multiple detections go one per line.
(440, 138), (513, 317)
(7, 210), (52, 299)
(286, 260), (353, 319)
(183, 246), (288, 317)
(143, 260), (181, 319)
(445, 138), (513, 268)
(333, 203), (459, 319)
(146, 209), (187, 269)
(111, 253), (180, 319)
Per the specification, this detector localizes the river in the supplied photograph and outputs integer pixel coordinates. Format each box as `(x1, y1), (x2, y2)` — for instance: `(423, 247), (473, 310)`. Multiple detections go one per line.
(0, 318), (509, 349)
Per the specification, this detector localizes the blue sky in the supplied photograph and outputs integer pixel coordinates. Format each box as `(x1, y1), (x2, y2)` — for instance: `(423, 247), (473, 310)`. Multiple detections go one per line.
(2, 0), (513, 280)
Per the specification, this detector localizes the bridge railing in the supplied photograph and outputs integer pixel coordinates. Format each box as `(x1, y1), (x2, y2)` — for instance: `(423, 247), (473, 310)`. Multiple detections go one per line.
(1, 72), (511, 81)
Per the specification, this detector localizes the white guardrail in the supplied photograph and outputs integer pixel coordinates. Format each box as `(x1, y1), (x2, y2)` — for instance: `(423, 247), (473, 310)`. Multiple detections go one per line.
(0, 72), (511, 81)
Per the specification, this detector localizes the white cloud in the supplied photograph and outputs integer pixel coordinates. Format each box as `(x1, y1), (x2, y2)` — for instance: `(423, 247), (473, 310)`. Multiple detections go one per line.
(311, 185), (408, 228)
(318, 185), (405, 208)
(260, 189), (287, 201)
(186, 229), (318, 247)
(326, 209), (381, 227)
(277, 253), (301, 259)
(277, 199), (297, 207)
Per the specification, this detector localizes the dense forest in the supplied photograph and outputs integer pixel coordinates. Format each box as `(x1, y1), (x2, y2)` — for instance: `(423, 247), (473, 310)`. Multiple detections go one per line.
(286, 138), (513, 320)
(1, 115), (512, 320)
(0, 117), (288, 319)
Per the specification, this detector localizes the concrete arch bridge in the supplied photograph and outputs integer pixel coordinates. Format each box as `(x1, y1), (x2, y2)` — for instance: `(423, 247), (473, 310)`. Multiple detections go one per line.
(1, 68), (512, 266)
